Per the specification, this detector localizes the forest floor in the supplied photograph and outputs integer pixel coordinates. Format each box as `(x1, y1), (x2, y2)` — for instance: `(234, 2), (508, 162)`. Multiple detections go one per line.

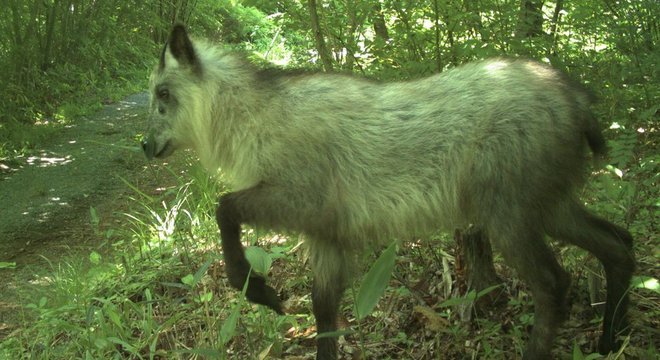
(0, 93), (182, 340)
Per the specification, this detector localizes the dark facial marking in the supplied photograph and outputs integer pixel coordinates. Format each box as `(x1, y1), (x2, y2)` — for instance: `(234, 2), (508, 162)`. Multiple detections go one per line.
(154, 83), (176, 115)
(156, 84), (170, 102)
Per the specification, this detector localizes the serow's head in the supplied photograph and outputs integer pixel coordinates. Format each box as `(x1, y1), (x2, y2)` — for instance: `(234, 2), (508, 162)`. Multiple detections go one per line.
(142, 24), (202, 160)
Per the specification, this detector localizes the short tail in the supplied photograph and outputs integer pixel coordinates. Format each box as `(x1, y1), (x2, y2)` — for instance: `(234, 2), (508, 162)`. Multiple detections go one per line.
(585, 113), (607, 157)
(569, 78), (607, 157)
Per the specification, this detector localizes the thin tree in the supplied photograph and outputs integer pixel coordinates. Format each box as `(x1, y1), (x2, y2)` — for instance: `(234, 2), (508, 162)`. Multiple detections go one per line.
(308, 0), (334, 71)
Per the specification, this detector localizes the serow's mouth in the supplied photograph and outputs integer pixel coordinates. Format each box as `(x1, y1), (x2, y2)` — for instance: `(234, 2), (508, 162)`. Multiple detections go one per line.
(142, 139), (174, 159)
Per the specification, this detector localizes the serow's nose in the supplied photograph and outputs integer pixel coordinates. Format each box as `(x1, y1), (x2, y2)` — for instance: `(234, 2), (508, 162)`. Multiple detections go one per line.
(141, 139), (155, 160)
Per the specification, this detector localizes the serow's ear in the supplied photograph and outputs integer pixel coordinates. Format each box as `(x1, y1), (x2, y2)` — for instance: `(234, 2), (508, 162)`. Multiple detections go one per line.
(160, 24), (199, 72)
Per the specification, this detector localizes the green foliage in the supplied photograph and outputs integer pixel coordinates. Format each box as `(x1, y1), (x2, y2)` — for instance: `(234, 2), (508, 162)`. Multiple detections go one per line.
(1, 160), (292, 359)
(245, 246), (274, 278)
(437, 284), (503, 308)
(632, 276), (660, 293)
(0, 1), (155, 156)
(1, 0), (657, 359)
(354, 242), (397, 320)
(572, 341), (604, 360)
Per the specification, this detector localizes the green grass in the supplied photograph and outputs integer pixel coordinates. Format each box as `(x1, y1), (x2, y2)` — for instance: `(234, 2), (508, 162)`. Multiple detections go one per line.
(1, 163), (301, 359)
(0, 120), (59, 161)
(1, 159), (657, 359)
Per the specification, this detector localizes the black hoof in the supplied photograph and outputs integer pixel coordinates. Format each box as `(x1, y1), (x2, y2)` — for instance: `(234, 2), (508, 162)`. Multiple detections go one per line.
(245, 275), (284, 315)
(598, 338), (622, 356)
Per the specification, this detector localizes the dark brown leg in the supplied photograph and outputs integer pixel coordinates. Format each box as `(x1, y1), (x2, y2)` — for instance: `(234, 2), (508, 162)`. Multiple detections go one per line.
(488, 220), (570, 360)
(216, 190), (283, 314)
(313, 279), (346, 360)
(309, 240), (350, 360)
(544, 202), (634, 354)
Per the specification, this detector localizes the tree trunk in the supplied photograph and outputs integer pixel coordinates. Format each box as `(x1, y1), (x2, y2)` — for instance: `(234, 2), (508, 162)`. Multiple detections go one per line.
(372, 1), (389, 43)
(432, 0), (443, 72)
(516, 0), (545, 38)
(307, 0), (333, 71)
(345, 0), (358, 70)
(548, 0), (564, 54)
(41, 2), (58, 71)
(455, 227), (505, 319)
(549, 0), (563, 37)
(8, 0), (23, 47)
(459, 228), (501, 294)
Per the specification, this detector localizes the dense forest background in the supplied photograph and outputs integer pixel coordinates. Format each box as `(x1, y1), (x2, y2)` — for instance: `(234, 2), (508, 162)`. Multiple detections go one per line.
(1, 0), (657, 137)
(0, 1), (658, 359)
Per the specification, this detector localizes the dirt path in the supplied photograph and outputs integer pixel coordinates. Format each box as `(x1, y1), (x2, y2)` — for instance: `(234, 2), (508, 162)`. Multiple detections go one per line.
(0, 93), (157, 339)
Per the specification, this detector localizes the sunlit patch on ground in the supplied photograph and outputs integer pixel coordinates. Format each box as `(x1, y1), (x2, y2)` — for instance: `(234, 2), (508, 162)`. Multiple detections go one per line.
(26, 152), (73, 168)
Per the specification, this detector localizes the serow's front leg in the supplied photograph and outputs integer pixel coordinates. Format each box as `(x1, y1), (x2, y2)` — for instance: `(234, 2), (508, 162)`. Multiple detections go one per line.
(216, 192), (283, 314)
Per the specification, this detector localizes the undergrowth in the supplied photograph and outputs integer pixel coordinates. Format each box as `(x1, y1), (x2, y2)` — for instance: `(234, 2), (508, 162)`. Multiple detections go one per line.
(0, 67), (148, 162)
(1, 158), (657, 359)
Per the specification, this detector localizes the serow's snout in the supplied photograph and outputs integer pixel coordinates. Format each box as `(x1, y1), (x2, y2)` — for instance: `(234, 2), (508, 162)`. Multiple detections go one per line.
(141, 136), (156, 160)
(141, 134), (173, 160)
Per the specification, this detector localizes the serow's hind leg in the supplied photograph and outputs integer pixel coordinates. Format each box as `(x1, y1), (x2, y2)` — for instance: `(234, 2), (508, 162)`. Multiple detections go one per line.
(545, 202), (635, 354)
(310, 240), (349, 360)
(490, 223), (571, 360)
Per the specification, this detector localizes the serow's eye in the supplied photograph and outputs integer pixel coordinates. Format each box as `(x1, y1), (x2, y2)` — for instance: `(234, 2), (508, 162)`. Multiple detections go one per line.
(157, 88), (169, 100)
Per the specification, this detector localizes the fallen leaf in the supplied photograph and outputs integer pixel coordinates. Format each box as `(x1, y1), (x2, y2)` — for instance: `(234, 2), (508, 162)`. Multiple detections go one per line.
(413, 305), (449, 332)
